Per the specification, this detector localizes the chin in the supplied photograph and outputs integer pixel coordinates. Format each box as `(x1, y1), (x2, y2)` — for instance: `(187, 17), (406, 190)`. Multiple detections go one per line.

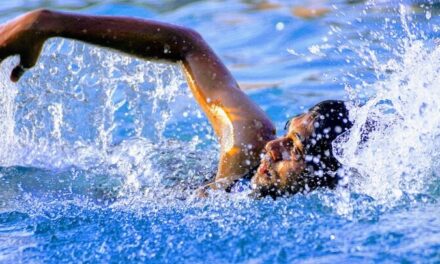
(251, 165), (304, 199)
(250, 172), (288, 199)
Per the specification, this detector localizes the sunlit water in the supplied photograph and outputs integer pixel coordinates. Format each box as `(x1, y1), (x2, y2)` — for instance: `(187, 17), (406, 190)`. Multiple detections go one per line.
(0, 1), (439, 263)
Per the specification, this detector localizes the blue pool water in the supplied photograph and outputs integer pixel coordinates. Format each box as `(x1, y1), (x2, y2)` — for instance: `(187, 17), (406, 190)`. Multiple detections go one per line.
(1, 0), (440, 263)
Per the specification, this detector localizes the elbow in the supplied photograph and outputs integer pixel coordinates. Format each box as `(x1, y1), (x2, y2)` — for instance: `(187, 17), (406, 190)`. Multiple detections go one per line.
(28, 8), (54, 20)
(24, 8), (54, 32)
(185, 28), (203, 43)
(7, 8), (53, 37)
(33, 8), (53, 15)
(177, 27), (208, 57)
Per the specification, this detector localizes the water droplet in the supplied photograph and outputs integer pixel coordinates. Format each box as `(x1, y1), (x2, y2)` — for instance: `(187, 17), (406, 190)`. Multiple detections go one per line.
(426, 11), (431, 20)
(275, 22), (285, 31)
(163, 44), (171, 54)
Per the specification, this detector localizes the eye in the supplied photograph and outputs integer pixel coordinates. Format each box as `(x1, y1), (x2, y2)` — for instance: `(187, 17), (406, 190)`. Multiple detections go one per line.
(289, 134), (304, 158)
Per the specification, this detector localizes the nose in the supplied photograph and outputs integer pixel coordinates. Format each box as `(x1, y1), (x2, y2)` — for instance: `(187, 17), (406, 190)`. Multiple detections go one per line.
(264, 137), (293, 162)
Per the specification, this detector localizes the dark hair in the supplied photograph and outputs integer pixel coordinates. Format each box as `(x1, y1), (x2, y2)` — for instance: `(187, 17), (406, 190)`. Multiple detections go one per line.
(301, 100), (352, 190)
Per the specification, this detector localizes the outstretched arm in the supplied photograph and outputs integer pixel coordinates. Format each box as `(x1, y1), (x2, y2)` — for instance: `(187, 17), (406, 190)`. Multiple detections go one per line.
(0, 9), (276, 189)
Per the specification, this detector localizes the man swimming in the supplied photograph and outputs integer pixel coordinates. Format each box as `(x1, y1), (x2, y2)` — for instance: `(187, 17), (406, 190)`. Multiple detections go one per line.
(0, 9), (352, 198)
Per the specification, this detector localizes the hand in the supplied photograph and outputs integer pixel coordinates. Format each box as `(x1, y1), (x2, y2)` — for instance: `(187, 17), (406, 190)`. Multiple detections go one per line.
(0, 10), (48, 82)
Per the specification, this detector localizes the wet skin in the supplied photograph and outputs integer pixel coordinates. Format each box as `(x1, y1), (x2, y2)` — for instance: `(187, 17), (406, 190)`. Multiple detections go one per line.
(251, 111), (317, 197)
(0, 9), (317, 196)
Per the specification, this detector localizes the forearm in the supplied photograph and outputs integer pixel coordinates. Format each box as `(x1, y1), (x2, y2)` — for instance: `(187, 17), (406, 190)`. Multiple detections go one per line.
(33, 9), (202, 62)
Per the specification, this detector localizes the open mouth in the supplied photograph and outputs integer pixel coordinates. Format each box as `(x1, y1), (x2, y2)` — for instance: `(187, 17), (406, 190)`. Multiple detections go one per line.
(256, 153), (275, 176)
(257, 161), (269, 175)
(255, 156), (279, 185)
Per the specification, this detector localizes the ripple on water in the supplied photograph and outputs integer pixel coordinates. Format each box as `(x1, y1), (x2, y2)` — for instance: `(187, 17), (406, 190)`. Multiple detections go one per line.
(0, 1), (439, 263)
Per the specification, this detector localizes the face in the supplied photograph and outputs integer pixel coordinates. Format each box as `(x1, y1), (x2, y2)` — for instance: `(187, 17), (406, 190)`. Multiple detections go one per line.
(251, 112), (316, 197)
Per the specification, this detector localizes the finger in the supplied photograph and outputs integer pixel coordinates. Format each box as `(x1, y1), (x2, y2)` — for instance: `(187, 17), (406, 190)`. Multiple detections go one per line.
(10, 64), (27, 82)
(10, 43), (42, 82)
(21, 45), (42, 69)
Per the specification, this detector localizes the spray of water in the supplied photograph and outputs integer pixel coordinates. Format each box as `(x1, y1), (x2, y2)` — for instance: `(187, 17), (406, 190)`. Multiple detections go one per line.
(334, 5), (440, 205)
(1, 5), (439, 216)
(0, 38), (217, 209)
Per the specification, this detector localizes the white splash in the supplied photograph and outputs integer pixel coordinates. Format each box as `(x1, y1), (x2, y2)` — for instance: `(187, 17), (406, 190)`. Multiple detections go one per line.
(334, 38), (440, 203)
(0, 39), (215, 201)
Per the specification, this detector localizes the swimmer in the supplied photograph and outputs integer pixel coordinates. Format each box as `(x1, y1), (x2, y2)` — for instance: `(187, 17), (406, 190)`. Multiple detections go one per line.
(0, 9), (352, 198)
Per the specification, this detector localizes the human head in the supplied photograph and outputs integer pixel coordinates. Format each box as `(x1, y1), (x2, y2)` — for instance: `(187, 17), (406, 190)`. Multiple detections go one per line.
(251, 100), (352, 198)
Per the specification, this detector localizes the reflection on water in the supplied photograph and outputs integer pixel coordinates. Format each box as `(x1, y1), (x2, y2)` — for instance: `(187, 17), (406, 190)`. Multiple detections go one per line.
(0, 0), (439, 263)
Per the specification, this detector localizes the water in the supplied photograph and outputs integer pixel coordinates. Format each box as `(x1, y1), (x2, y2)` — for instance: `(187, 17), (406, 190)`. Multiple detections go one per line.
(1, 0), (440, 263)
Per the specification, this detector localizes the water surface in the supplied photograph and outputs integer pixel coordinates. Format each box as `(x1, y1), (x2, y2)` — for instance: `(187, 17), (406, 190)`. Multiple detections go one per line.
(0, 0), (439, 263)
